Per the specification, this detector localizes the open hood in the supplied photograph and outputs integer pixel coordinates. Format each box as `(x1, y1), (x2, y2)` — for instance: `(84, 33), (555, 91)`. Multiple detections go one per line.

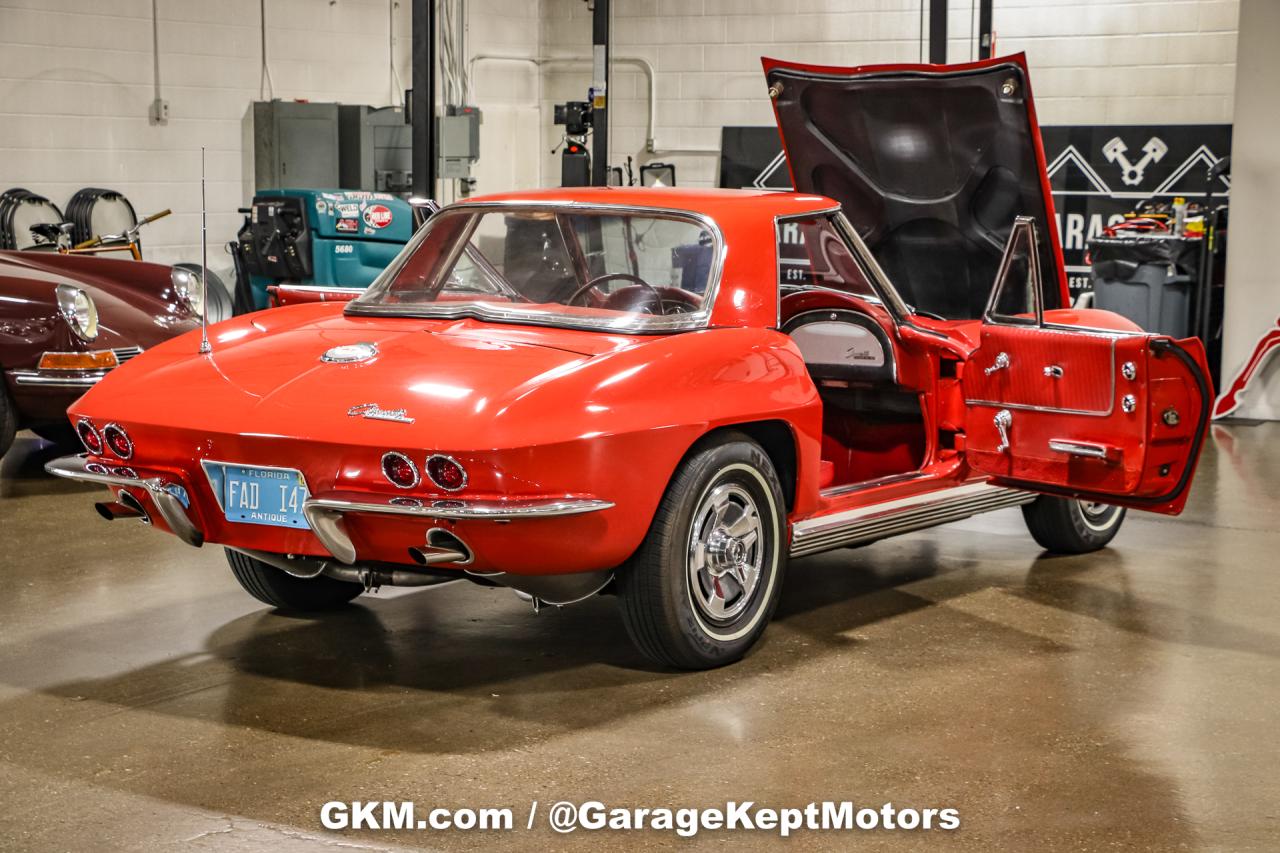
(763, 53), (1068, 320)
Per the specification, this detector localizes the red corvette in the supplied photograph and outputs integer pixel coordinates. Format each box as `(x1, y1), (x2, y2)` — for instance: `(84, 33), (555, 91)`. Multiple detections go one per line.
(48, 55), (1211, 669)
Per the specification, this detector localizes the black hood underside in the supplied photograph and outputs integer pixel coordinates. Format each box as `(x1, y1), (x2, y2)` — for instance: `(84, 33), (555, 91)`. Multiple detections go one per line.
(766, 56), (1064, 319)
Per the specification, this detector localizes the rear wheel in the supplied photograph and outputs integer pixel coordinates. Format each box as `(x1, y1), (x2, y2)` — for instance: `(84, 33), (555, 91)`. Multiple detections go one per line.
(225, 549), (362, 611)
(617, 434), (787, 670)
(1021, 496), (1126, 554)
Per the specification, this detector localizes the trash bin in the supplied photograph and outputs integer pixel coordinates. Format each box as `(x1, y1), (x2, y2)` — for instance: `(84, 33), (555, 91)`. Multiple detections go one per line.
(1087, 235), (1202, 338)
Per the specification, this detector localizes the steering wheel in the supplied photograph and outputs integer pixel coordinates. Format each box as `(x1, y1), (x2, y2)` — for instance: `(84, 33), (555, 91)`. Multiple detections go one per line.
(567, 273), (662, 314)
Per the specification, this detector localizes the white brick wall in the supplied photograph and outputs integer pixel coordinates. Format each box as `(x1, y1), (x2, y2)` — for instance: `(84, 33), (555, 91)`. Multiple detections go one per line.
(0, 0), (541, 264)
(540, 0), (1239, 188)
(0, 0), (1241, 249)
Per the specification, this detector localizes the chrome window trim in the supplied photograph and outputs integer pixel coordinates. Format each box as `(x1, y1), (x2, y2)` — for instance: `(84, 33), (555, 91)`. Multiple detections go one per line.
(982, 216), (1044, 326)
(199, 460), (312, 513)
(346, 200), (727, 334)
(829, 211), (914, 322)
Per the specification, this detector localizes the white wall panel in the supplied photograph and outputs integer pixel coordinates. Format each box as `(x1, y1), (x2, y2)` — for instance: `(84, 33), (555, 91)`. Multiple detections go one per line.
(0, 0), (540, 263)
(540, 0), (1239, 188)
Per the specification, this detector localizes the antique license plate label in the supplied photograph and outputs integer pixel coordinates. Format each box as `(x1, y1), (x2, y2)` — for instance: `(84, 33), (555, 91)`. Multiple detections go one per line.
(221, 465), (310, 529)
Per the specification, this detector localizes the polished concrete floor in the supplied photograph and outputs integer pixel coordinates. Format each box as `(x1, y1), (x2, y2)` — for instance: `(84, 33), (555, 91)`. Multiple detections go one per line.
(0, 423), (1277, 851)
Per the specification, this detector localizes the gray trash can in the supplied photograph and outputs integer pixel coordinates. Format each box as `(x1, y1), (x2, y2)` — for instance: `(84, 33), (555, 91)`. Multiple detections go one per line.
(1087, 235), (1202, 338)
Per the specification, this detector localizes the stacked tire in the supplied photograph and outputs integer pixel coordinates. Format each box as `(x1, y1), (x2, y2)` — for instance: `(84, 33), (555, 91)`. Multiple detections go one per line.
(0, 188), (65, 250)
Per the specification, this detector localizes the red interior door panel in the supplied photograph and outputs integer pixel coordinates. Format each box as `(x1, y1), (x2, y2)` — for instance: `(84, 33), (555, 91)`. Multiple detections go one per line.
(964, 325), (1211, 515)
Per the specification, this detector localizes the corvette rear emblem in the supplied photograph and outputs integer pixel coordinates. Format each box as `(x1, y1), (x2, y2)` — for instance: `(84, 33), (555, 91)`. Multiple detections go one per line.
(348, 402), (414, 424)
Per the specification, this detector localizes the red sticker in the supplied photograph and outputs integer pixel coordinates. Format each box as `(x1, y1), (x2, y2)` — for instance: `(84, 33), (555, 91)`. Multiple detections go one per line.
(336, 218), (359, 232)
(363, 204), (393, 228)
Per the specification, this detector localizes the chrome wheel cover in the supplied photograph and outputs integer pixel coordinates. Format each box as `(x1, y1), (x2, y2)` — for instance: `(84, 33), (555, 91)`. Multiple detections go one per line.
(687, 483), (764, 624)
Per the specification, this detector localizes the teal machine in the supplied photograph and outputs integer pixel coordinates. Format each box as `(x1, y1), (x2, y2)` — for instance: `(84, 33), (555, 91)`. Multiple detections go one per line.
(232, 188), (414, 312)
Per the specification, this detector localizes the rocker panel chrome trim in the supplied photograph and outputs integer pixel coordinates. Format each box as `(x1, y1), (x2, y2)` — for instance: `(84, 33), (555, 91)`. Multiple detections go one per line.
(790, 482), (1033, 558)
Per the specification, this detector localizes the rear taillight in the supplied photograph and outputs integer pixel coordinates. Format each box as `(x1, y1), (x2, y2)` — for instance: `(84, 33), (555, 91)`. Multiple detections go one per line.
(76, 420), (102, 454)
(381, 451), (420, 489)
(102, 423), (133, 459)
(426, 454), (467, 492)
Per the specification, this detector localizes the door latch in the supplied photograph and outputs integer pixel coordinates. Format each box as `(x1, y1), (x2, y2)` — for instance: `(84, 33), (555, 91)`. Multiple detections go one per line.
(994, 409), (1012, 453)
(984, 352), (1011, 375)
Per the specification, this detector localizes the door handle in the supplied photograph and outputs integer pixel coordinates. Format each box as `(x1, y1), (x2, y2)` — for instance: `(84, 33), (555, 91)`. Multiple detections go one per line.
(994, 409), (1012, 453)
(984, 352), (1010, 375)
(1043, 365), (1063, 378)
(1048, 438), (1121, 464)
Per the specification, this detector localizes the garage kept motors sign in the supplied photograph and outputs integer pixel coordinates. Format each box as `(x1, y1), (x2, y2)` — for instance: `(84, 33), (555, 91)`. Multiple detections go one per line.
(719, 124), (1232, 297)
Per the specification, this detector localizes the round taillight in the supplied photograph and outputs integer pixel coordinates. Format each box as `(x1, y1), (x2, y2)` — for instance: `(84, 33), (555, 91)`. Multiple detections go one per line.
(103, 423), (133, 459)
(381, 451), (420, 489)
(76, 420), (102, 454)
(426, 454), (467, 492)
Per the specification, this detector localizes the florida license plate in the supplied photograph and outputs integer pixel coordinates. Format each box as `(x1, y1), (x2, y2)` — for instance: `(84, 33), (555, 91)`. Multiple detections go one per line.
(220, 465), (310, 529)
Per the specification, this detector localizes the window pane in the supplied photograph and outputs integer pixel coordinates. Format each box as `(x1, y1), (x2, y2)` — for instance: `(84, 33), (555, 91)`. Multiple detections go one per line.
(778, 216), (877, 299)
(355, 207), (717, 330)
(989, 225), (1040, 323)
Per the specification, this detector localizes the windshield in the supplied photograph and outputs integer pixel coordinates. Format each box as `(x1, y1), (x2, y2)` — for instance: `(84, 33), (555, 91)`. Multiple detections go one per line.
(349, 205), (721, 332)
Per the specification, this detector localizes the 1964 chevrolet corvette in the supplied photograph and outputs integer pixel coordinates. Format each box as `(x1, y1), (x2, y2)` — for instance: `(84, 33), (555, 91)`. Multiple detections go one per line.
(48, 55), (1211, 669)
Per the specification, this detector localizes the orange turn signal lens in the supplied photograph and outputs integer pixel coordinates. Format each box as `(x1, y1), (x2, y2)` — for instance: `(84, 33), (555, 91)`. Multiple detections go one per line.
(37, 350), (119, 370)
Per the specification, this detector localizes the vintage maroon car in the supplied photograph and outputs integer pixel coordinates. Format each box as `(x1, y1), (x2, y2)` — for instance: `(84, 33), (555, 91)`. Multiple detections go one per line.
(0, 250), (213, 457)
(47, 55), (1211, 669)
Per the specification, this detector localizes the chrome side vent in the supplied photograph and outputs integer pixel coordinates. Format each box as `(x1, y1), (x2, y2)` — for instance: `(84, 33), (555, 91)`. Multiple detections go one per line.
(112, 346), (144, 364)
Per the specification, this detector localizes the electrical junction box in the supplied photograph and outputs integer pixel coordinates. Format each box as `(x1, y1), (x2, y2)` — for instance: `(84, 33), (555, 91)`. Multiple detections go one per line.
(338, 105), (412, 194)
(253, 101), (341, 190)
(437, 105), (482, 179)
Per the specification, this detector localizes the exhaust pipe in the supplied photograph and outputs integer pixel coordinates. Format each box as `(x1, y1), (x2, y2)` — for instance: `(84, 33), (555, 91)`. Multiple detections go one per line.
(95, 491), (150, 523)
(408, 529), (473, 566)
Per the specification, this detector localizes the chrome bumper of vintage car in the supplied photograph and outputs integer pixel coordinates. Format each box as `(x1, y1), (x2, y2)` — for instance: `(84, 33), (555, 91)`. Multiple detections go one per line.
(46, 454), (613, 564)
(9, 368), (112, 388)
(8, 347), (144, 387)
(44, 454), (204, 548)
(302, 490), (615, 564)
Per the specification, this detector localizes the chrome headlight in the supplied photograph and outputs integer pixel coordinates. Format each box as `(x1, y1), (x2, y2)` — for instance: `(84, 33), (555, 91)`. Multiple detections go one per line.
(55, 285), (99, 341)
(171, 266), (203, 315)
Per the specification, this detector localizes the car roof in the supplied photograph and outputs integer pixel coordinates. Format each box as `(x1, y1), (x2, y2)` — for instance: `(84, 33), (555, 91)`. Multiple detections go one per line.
(457, 186), (840, 220)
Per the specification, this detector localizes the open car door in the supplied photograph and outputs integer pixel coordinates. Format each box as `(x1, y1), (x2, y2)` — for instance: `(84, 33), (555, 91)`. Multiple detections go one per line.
(962, 218), (1212, 515)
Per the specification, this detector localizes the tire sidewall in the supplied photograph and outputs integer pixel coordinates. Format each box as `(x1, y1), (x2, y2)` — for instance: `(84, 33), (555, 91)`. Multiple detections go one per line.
(665, 444), (786, 662)
(1071, 499), (1125, 544)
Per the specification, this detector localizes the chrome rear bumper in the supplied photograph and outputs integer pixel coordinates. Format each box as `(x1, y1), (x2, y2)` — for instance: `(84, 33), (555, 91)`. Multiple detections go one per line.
(302, 491), (615, 564)
(46, 454), (613, 564)
(45, 454), (204, 547)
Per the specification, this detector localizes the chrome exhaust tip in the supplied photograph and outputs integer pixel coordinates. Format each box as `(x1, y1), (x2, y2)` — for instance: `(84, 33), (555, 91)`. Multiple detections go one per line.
(95, 491), (150, 523)
(408, 528), (473, 566)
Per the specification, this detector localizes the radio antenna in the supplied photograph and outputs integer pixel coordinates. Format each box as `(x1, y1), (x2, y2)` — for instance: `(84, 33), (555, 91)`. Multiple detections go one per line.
(198, 146), (211, 354)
